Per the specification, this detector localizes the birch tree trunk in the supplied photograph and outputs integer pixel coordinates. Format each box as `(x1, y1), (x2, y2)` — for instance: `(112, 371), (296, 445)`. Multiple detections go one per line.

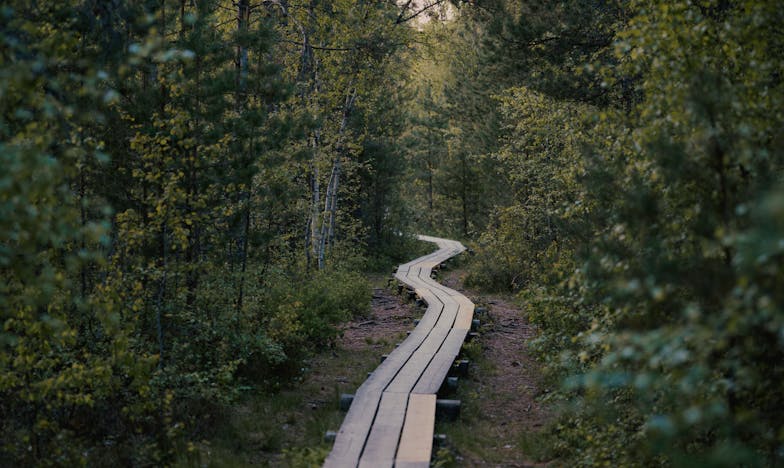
(316, 87), (356, 268)
(296, 1), (322, 271)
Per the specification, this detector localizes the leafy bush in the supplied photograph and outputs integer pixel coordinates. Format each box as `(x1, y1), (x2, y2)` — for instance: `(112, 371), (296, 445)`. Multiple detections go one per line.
(529, 1), (784, 463)
(283, 446), (330, 467)
(236, 267), (371, 386)
(454, 0), (784, 465)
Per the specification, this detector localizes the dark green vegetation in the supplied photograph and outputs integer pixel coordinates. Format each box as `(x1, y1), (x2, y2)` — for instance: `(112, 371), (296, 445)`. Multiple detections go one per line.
(411, 1), (783, 466)
(2, 0), (783, 466)
(1, 0), (415, 465)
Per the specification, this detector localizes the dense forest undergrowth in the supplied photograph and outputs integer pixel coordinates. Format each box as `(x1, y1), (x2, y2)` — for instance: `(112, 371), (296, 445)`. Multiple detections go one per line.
(2, 0), (783, 466)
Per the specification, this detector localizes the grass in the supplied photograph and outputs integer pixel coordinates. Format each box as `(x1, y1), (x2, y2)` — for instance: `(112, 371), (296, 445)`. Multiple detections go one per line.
(176, 273), (410, 467)
(175, 340), (384, 467)
(430, 284), (556, 467)
(433, 360), (556, 467)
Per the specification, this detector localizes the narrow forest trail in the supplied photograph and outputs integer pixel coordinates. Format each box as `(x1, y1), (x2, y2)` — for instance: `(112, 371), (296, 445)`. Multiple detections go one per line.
(324, 235), (474, 467)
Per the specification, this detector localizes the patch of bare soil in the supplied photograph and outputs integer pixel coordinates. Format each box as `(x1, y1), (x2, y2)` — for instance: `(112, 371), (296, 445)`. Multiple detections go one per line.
(297, 280), (422, 416)
(304, 283), (421, 398)
(339, 285), (420, 354)
(438, 269), (552, 467)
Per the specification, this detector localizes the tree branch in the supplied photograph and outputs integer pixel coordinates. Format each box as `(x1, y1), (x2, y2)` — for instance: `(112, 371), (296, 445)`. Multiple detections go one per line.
(278, 38), (353, 52)
(396, 0), (448, 25)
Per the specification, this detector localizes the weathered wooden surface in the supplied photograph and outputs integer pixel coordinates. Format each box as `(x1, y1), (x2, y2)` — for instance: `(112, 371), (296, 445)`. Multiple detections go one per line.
(395, 394), (436, 467)
(324, 235), (474, 468)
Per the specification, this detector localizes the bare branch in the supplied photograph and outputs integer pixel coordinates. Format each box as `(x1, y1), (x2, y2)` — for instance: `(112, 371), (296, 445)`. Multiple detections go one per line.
(395, 0), (447, 24)
(395, 0), (415, 24)
(278, 38), (354, 52)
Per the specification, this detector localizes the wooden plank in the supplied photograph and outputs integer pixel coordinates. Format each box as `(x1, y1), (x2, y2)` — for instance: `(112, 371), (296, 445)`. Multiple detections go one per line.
(412, 328), (468, 394)
(413, 303), (443, 334)
(360, 328), (429, 393)
(360, 291), (448, 393)
(414, 266), (459, 299)
(406, 275), (455, 303)
(396, 462), (430, 468)
(453, 295), (475, 330)
(357, 392), (409, 468)
(433, 301), (460, 329)
(410, 275), (452, 296)
(385, 336), (442, 393)
(417, 236), (464, 258)
(418, 234), (459, 247)
(396, 248), (446, 273)
(396, 394), (436, 466)
(323, 387), (383, 468)
(418, 261), (440, 270)
(386, 302), (457, 393)
(414, 288), (438, 305)
(326, 235), (469, 468)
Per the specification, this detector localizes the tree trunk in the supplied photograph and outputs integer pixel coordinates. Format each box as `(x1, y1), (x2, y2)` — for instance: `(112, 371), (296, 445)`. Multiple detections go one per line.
(310, 133), (321, 269)
(315, 88), (355, 268)
(427, 158), (434, 211)
(298, 0), (321, 270)
(236, 0), (250, 110)
(318, 164), (335, 270)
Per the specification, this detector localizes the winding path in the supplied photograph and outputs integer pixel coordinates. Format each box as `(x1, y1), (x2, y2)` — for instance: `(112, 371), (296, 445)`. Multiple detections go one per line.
(324, 235), (474, 468)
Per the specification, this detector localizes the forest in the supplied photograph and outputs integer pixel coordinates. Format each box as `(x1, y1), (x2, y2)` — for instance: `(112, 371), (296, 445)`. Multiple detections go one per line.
(1, 0), (782, 466)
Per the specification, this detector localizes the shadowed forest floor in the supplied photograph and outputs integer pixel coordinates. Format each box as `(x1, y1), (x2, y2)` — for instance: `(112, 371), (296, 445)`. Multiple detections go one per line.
(195, 268), (551, 467)
(435, 269), (552, 467)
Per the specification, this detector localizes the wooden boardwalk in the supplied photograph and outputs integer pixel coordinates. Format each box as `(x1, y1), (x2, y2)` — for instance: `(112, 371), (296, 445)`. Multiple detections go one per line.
(324, 235), (473, 468)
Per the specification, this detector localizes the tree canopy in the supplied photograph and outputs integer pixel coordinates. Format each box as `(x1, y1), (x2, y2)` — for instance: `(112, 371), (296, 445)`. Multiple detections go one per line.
(1, 0), (782, 466)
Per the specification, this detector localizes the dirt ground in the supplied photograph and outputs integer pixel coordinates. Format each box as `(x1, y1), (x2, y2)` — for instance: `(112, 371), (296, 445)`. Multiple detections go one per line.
(314, 268), (552, 466)
(204, 268), (551, 467)
(337, 284), (420, 359)
(437, 269), (551, 467)
(304, 279), (422, 407)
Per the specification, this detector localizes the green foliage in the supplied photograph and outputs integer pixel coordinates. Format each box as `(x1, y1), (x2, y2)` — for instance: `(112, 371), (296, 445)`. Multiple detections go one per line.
(432, 446), (458, 467)
(0, 1), (167, 464)
(466, 86), (588, 291)
(282, 446), (330, 467)
(445, 0), (784, 465)
(240, 267), (371, 385)
(400, 19), (504, 238)
(1, 0), (402, 465)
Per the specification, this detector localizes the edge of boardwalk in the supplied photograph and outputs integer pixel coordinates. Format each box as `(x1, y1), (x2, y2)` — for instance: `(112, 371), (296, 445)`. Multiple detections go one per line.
(324, 235), (473, 468)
